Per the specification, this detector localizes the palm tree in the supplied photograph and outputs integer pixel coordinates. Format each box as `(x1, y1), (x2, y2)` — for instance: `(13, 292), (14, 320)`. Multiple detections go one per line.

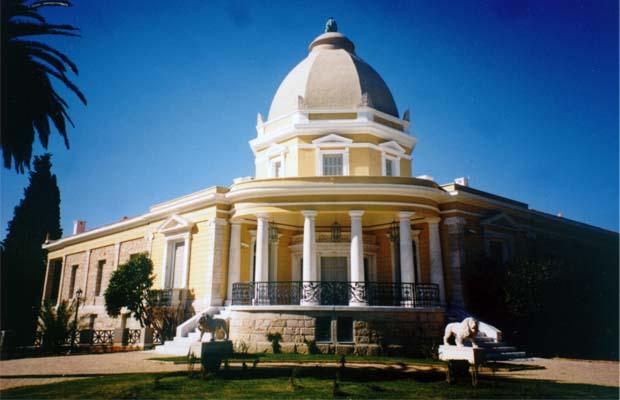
(37, 300), (76, 352)
(1, 0), (86, 173)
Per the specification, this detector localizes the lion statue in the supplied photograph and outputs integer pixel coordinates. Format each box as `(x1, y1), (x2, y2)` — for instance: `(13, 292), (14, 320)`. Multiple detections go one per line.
(443, 317), (479, 348)
(198, 311), (229, 342)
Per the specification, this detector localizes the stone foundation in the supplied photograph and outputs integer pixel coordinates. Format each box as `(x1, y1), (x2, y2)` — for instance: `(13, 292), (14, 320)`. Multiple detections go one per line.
(228, 307), (444, 357)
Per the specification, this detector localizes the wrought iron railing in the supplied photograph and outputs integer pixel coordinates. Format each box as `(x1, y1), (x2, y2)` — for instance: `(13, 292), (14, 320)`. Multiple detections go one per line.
(231, 281), (440, 308)
(127, 329), (141, 345)
(92, 329), (114, 345)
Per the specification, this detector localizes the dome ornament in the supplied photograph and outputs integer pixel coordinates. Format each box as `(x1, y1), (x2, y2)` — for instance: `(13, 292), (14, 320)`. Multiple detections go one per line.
(324, 17), (338, 33)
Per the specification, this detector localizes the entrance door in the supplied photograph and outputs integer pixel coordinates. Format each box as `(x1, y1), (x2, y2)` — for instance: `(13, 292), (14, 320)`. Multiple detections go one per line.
(320, 256), (348, 305)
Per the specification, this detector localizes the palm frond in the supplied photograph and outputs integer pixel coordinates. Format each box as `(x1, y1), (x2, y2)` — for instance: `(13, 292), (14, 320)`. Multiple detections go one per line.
(33, 61), (87, 105)
(21, 40), (79, 73)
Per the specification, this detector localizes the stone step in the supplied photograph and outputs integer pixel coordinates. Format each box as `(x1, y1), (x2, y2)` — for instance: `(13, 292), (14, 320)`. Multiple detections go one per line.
(486, 351), (528, 361)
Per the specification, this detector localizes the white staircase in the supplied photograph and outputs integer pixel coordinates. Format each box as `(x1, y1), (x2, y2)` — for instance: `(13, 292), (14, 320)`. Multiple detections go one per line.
(154, 307), (230, 356)
(446, 306), (527, 361)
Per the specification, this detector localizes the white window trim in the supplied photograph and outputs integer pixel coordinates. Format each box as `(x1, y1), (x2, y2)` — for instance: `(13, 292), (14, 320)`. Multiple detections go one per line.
(269, 155), (285, 178)
(316, 149), (349, 176)
(161, 232), (191, 289)
(381, 153), (400, 177)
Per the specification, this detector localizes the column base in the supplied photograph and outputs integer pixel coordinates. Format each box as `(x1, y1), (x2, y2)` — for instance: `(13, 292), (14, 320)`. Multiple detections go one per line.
(301, 300), (320, 306)
(348, 300), (369, 307)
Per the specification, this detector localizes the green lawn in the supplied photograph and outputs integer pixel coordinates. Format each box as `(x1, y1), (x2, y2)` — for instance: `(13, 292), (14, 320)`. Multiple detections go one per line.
(2, 366), (617, 399)
(148, 352), (443, 366)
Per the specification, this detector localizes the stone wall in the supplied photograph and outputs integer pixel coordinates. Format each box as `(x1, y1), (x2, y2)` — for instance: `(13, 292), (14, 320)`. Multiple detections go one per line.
(228, 308), (444, 357)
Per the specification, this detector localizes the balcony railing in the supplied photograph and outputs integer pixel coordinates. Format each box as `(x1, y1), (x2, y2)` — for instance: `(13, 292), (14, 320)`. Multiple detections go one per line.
(231, 281), (440, 308)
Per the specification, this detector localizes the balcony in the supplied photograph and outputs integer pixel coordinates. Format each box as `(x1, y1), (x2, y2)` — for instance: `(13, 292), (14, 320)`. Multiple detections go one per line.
(231, 281), (440, 308)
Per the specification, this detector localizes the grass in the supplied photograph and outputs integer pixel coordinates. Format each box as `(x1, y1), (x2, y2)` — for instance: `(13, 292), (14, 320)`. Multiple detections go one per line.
(1, 365), (617, 399)
(149, 352), (443, 366)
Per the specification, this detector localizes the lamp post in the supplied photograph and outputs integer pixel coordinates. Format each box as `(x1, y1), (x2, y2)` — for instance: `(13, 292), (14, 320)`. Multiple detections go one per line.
(70, 288), (82, 353)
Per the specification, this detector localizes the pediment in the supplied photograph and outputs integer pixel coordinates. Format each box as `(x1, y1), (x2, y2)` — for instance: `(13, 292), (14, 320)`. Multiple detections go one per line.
(312, 134), (353, 145)
(265, 143), (288, 157)
(379, 140), (406, 154)
(481, 213), (520, 231)
(158, 214), (194, 235)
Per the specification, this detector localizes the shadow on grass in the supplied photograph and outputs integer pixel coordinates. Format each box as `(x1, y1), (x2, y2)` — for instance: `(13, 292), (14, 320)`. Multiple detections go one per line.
(2, 365), (616, 399)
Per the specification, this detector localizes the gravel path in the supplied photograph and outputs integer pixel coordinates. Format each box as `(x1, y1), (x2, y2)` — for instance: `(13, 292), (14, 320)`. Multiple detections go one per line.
(1, 351), (618, 391)
(495, 357), (619, 388)
(0, 351), (185, 390)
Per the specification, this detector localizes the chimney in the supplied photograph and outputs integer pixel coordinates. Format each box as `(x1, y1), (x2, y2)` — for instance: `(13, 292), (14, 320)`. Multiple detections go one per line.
(73, 220), (86, 235)
(454, 177), (469, 187)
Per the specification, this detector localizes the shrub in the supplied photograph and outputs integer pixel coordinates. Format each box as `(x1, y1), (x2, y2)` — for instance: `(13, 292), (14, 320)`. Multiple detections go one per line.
(266, 332), (282, 353)
(37, 300), (75, 352)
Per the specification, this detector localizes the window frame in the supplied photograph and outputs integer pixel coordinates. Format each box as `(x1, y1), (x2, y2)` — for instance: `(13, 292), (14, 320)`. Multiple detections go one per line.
(381, 153), (400, 177)
(316, 149), (349, 176)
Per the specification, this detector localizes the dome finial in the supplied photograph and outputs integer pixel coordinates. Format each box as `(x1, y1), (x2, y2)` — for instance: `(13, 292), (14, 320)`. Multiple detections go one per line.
(324, 17), (337, 33)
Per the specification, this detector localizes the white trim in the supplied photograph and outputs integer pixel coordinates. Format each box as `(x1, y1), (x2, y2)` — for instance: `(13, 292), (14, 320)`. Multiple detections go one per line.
(269, 155), (285, 178)
(157, 214), (194, 235)
(294, 142), (412, 160)
(381, 153), (400, 177)
(249, 117), (416, 154)
(316, 149), (349, 176)
(378, 140), (406, 154)
(162, 232), (191, 289)
(232, 201), (440, 215)
(312, 134), (353, 145)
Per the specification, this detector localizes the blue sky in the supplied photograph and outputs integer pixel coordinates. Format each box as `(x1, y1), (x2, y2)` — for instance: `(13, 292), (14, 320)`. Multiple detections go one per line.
(2, 0), (618, 238)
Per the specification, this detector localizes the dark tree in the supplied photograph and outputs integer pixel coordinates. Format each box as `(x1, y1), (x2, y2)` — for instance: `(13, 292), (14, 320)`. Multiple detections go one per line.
(0, 153), (62, 345)
(1, 0), (86, 173)
(104, 254), (155, 328)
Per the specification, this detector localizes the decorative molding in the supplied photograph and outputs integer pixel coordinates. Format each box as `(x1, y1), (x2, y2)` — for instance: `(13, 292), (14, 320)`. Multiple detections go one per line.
(158, 214), (194, 235)
(312, 134), (353, 145)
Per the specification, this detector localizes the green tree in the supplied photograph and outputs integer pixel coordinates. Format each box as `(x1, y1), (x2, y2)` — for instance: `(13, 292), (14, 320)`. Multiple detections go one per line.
(1, 0), (86, 173)
(0, 153), (62, 345)
(37, 300), (75, 352)
(104, 254), (154, 327)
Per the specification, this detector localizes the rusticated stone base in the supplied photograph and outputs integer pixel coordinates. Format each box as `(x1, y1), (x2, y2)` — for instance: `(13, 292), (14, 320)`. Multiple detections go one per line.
(228, 307), (445, 357)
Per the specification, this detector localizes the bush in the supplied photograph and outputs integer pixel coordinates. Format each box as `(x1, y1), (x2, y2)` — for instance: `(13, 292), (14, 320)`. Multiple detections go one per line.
(37, 300), (75, 352)
(266, 332), (282, 353)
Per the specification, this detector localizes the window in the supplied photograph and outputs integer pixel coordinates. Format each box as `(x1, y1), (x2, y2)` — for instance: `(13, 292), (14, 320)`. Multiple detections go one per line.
(269, 156), (285, 178)
(385, 158), (394, 176)
(337, 317), (353, 342)
(68, 265), (78, 297)
(95, 260), (106, 296)
(165, 240), (186, 289)
(322, 154), (343, 176)
(273, 161), (282, 177)
(315, 317), (332, 342)
(489, 240), (504, 265)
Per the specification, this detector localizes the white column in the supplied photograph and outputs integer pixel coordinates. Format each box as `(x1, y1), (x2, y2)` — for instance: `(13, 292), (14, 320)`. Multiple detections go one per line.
(56, 255), (67, 306)
(399, 211), (415, 283)
(254, 214), (270, 282)
(349, 210), (367, 306)
(301, 211), (317, 281)
(226, 222), (242, 305)
(301, 211), (318, 305)
(428, 217), (446, 305)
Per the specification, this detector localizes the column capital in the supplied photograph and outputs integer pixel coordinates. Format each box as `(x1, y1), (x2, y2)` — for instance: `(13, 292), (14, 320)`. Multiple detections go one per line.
(301, 210), (318, 218)
(348, 210), (365, 218)
(255, 213), (270, 220)
(230, 220), (242, 226)
(427, 217), (441, 224)
(398, 211), (415, 220)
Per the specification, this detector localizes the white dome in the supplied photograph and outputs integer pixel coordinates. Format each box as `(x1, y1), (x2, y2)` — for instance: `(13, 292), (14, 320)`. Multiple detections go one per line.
(267, 31), (399, 121)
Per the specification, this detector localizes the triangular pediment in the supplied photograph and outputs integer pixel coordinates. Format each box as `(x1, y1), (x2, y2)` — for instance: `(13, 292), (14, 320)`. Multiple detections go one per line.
(312, 134), (353, 145)
(379, 140), (406, 154)
(265, 143), (288, 157)
(158, 214), (194, 234)
(481, 213), (520, 231)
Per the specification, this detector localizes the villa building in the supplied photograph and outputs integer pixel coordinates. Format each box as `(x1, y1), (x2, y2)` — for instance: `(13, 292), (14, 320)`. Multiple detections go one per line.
(41, 23), (617, 356)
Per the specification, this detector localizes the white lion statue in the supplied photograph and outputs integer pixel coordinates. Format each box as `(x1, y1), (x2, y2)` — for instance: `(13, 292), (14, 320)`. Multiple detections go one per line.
(443, 317), (479, 348)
